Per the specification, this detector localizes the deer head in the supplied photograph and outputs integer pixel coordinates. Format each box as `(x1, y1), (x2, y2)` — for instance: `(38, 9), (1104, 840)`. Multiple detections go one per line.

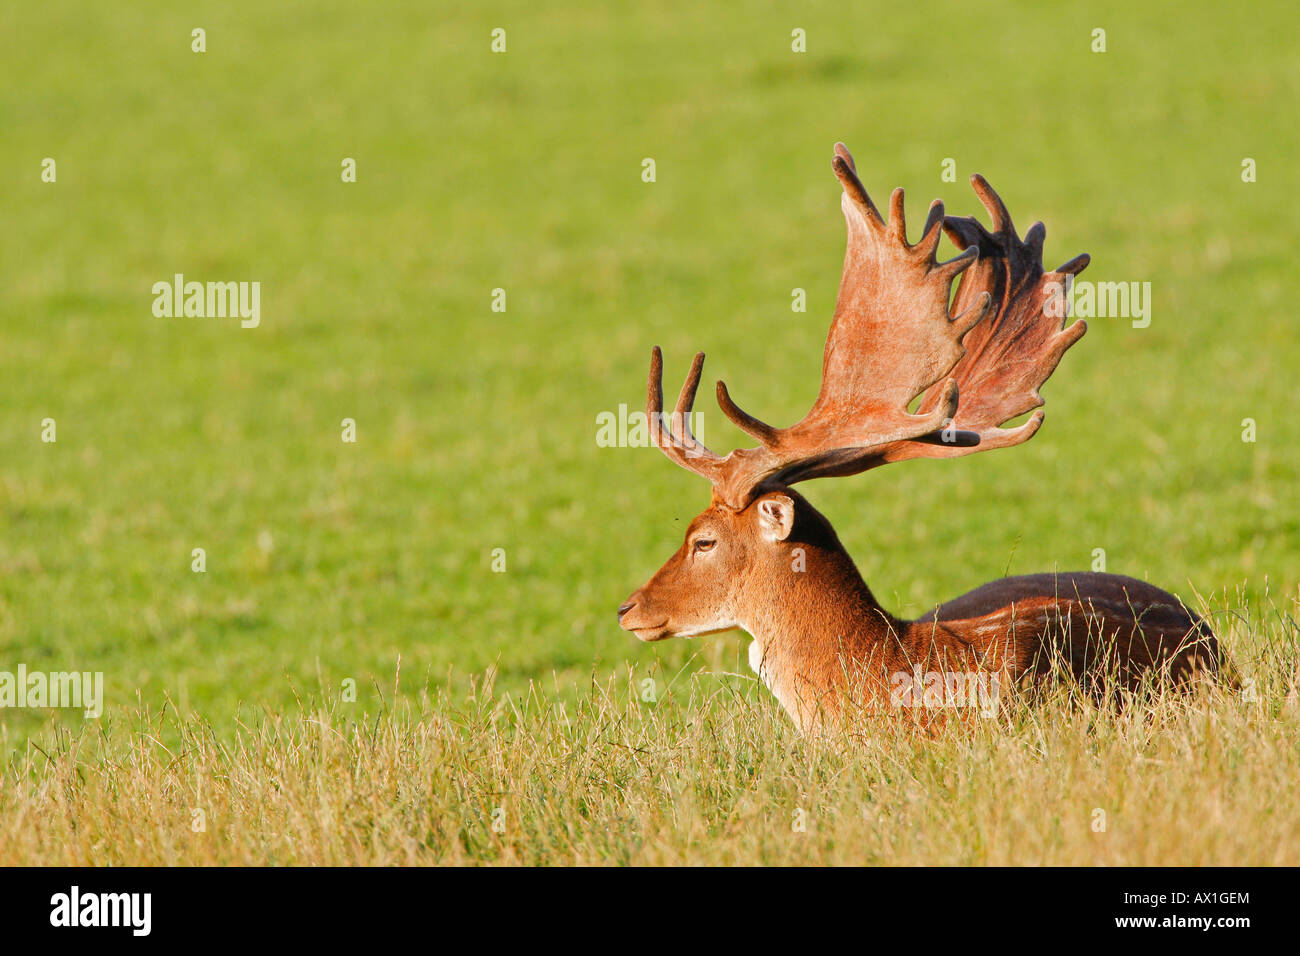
(619, 488), (819, 641)
(619, 144), (1089, 645)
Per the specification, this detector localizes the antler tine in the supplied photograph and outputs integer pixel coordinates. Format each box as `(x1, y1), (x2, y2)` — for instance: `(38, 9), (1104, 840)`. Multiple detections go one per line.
(931, 243), (979, 284)
(970, 173), (1014, 234)
(832, 142), (883, 226)
(647, 343), (664, 407)
(671, 351), (710, 454)
(1055, 252), (1091, 277)
(887, 188), (908, 245)
(951, 289), (994, 338)
(646, 347), (723, 475)
(715, 379), (776, 444)
(1024, 220), (1046, 261)
(918, 200), (946, 258)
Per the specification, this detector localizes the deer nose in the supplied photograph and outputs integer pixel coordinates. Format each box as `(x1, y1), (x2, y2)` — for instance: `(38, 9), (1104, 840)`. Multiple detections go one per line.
(617, 599), (637, 619)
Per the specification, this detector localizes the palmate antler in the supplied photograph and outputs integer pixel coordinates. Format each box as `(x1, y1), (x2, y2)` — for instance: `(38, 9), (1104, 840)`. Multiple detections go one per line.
(647, 143), (1089, 510)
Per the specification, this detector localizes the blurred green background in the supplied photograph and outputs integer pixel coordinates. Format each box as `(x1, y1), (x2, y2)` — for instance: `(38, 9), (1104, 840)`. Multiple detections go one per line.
(2, 1), (1296, 744)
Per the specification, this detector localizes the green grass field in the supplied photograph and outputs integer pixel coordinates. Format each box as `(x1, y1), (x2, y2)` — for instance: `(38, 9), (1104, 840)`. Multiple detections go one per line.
(2, 1), (1298, 864)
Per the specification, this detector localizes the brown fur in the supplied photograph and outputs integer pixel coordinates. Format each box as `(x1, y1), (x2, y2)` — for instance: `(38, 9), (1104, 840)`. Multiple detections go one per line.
(620, 489), (1227, 733)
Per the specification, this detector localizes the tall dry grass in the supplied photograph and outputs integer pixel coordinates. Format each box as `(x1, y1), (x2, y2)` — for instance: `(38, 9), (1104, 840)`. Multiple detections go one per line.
(2, 595), (1297, 866)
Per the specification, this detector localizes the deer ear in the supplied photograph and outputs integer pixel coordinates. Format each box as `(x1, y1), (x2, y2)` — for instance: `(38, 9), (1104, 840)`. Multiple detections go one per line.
(756, 494), (795, 542)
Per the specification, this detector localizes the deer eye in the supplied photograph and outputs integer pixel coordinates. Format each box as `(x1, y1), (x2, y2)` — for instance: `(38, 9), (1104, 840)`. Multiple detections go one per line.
(693, 538), (716, 553)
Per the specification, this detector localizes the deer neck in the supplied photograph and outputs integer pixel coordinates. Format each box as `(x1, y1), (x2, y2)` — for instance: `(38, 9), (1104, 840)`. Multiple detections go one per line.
(736, 540), (902, 728)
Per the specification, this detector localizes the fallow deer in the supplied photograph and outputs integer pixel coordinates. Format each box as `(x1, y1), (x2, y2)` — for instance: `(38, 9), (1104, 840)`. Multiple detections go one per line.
(618, 143), (1227, 733)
